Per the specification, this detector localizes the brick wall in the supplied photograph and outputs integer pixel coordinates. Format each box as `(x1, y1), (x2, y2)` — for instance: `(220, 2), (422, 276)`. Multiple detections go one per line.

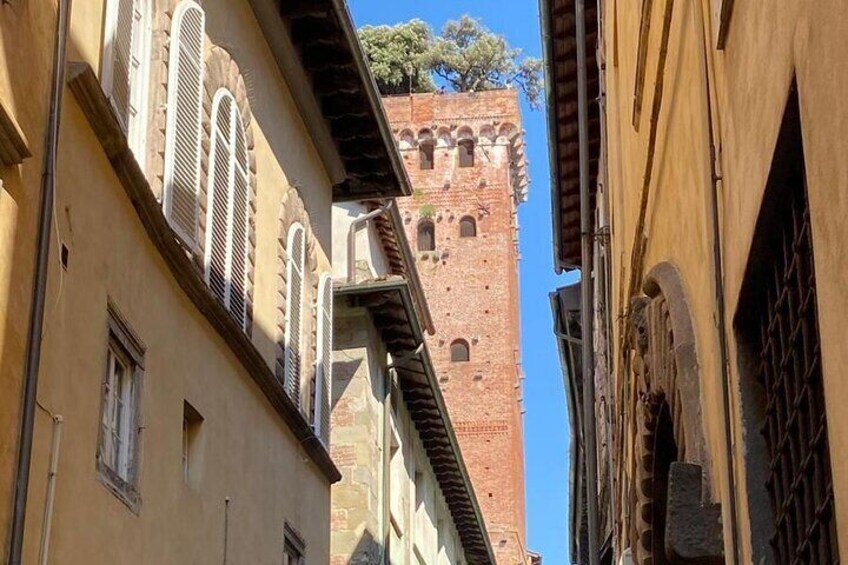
(384, 90), (531, 563)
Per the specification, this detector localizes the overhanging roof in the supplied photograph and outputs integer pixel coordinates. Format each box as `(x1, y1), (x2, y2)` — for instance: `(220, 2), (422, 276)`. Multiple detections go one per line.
(541, 0), (601, 271)
(249, 0), (412, 202)
(336, 278), (495, 565)
(550, 283), (586, 564)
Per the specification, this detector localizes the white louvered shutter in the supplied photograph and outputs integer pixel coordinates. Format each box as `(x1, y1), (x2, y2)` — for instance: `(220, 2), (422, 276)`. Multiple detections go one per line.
(206, 92), (233, 308)
(108, 0), (135, 131)
(163, 1), (205, 248)
(284, 224), (306, 405)
(230, 112), (250, 329)
(314, 275), (333, 445)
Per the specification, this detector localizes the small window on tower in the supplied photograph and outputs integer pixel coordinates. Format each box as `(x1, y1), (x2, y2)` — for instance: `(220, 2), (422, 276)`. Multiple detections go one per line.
(419, 142), (434, 170)
(450, 339), (470, 362)
(458, 139), (475, 167)
(459, 216), (476, 238)
(417, 219), (435, 252)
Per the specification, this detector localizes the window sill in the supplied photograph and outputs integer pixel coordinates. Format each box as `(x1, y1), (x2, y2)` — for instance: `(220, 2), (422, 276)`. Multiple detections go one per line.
(97, 460), (141, 515)
(66, 61), (340, 485)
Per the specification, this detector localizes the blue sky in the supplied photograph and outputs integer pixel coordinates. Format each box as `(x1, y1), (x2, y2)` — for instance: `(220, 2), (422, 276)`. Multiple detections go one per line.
(349, 1), (578, 560)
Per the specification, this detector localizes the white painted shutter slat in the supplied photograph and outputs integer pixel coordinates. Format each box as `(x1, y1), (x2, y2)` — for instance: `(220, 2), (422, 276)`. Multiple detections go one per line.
(315, 275), (333, 444)
(163, 2), (205, 247)
(284, 225), (305, 405)
(109, 0), (135, 131)
(206, 94), (232, 305)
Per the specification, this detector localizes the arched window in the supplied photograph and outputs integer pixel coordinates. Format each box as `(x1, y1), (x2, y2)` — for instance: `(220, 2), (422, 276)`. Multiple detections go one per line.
(419, 128), (434, 170)
(417, 219), (435, 252)
(458, 139), (475, 168)
(459, 216), (476, 238)
(450, 340), (469, 363)
(313, 274), (333, 445)
(102, 0), (152, 167)
(283, 223), (306, 405)
(163, 0), (205, 248)
(204, 89), (251, 330)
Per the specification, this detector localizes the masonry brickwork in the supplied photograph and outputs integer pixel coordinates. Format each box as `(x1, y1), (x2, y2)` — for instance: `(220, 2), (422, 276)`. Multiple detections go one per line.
(383, 90), (531, 564)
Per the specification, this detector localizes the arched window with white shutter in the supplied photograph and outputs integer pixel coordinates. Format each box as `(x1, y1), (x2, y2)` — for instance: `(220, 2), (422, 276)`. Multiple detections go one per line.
(204, 88), (252, 330)
(313, 274), (333, 445)
(163, 0), (205, 248)
(102, 0), (152, 168)
(284, 222), (306, 405)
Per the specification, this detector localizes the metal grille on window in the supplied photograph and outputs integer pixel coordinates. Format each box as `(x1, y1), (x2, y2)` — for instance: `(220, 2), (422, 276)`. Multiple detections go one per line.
(757, 184), (839, 565)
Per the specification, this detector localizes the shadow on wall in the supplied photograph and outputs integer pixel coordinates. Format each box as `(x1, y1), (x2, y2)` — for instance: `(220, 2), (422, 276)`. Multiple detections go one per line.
(345, 529), (385, 565)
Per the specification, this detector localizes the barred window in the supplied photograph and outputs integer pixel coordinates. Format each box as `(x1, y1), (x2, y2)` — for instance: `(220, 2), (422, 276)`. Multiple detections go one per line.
(204, 89), (252, 330)
(736, 86), (839, 565)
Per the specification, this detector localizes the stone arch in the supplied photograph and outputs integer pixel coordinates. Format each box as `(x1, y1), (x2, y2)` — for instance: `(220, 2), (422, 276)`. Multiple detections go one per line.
(628, 261), (710, 565)
(497, 122), (518, 143)
(457, 125), (474, 141)
(436, 126), (453, 147)
(478, 124), (496, 145)
(418, 128), (434, 144)
(398, 129), (415, 150)
(277, 187), (320, 411)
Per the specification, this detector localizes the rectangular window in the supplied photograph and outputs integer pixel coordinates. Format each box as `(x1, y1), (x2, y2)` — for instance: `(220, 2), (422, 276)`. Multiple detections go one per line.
(283, 524), (305, 565)
(419, 143), (434, 170)
(182, 401), (204, 486)
(97, 304), (144, 511)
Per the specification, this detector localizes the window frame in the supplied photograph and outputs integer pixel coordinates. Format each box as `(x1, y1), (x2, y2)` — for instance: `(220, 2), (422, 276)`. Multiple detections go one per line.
(101, 0), (153, 169)
(417, 219), (435, 252)
(283, 222), (307, 405)
(283, 523), (306, 565)
(457, 139), (475, 168)
(204, 88), (252, 330)
(97, 304), (145, 512)
(459, 216), (476, 238)
(162, 0), (206, 249)
(449, 339), (470, 363)
(419, 142), (435, 170)
(313, 273), (333, 446)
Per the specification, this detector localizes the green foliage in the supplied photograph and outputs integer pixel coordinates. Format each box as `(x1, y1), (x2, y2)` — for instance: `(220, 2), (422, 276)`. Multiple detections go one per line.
(419, 204), (436, 218)
(358, 20), (436, 95)
(358, 16), (543, 108)
(427, 16), (543, 108)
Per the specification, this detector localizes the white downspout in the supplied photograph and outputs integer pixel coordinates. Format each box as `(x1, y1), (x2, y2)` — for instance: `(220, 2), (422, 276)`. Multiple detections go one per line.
(38, 413), (63, 565)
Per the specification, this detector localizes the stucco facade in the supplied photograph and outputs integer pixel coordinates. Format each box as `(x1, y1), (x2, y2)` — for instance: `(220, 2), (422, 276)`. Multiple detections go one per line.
(0, 0), (407, 562)
(383, 90), (533, 564)
(545, 0), (848, 563)
(329, 200), (495, 564)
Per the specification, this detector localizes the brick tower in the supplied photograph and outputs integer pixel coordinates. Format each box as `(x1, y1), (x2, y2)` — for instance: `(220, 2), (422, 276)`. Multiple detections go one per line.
(383, 90), (532, 564)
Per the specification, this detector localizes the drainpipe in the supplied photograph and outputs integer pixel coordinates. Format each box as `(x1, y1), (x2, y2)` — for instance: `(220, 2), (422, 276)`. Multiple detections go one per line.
(347, 200), (395, 283)
(696, 1), (740, 561)
(575, 0), (600, 563)
(9, 0), (72, 562)
(38, 414), (63, 565)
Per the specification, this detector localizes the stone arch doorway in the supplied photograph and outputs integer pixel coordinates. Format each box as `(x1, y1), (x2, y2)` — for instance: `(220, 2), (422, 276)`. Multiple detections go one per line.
(626, 262), (720, 565)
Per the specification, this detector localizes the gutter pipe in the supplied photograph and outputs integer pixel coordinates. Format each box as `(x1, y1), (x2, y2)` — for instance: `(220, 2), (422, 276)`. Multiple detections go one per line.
(38, 414), (63, 565)
(576, 0), (600, 563)
(696, 1), (740, 561)
(9, 0), (72, 562)
(346, 200), (395, 283)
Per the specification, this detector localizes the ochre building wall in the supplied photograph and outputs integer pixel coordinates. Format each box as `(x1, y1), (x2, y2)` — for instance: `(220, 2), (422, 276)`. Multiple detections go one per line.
(383, 90), (531, 564)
